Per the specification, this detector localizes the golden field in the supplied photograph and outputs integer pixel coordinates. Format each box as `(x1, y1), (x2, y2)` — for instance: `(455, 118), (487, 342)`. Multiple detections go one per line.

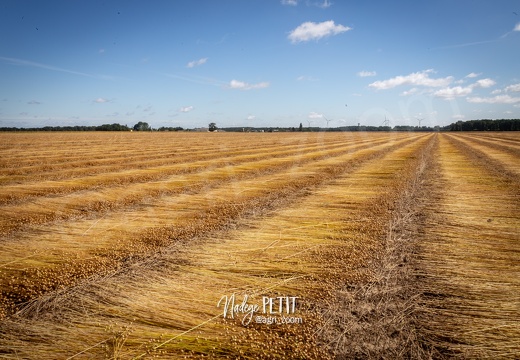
(0, 131), (518, 359)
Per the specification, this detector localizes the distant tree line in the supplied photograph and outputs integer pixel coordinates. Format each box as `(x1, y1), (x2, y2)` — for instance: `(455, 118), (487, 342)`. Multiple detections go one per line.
(0, 123), (131, 131)
(1, 119), (519, 132)
(156, 126), (184, 131)
(0, 122), (183, 132)
(220, 125), (440, 132)
(444, 119), (520, 131)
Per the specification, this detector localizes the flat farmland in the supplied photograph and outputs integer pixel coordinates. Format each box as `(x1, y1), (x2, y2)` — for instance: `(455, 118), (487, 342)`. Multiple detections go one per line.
(0, 131), (518, 359)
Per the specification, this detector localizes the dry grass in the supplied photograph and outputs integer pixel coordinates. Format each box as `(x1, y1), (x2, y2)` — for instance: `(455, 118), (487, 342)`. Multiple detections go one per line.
(448, 134), (520, 176)
(312, 135), (437, 359)
(0, 132), (429, 358)
(416, 134), (520, 358)
(0, 132), (419, 318)
(0, 131), (518, 359)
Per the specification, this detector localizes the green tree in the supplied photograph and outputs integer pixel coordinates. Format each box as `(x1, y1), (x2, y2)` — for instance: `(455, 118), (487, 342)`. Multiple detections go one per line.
(209, 122), (217, 132)
(133, 121), (151, 131)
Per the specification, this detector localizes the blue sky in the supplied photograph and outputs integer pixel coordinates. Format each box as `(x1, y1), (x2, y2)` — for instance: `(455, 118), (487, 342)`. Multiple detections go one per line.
(1, 0), (519, 129)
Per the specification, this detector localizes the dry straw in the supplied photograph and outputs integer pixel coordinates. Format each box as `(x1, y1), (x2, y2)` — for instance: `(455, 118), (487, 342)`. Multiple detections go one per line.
(2, 132), (517, 358)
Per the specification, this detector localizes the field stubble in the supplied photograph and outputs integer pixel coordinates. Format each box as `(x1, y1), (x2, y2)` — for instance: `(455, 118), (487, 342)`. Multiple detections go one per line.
(0, 131), (518, 359)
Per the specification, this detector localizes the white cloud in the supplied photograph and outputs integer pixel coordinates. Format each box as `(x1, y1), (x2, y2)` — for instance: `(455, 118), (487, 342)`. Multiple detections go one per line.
(180, 106), (194, 112)
(281, 0), (298, 5)
(515, 23), (520, 31)
(297, 75), (318, 81)
(94, 98), (110, 103)
(317, 0), (332, 8)
(434, 86), (473, 99)
(308, 112), (323, 119)
(475, 78), (495, 88)
(368, 69), (453, 90)
(465, 72), (480, 78)
(433, 78), (495, 100)
(505, 83), (520, 92)
(401, 88), (418, 96)
(467, 95), (520, 104)
(228, 79), (269, 90)
(187, 58), (208, 68)
(246, 115), (256, 120)
(491, 89), (502, 95)
(288, 20), (351, 43)
(358, 70), (376, 77)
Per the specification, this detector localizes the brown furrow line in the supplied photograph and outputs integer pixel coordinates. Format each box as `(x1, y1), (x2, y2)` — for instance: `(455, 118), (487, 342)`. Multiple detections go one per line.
(312, 135), (438, 359)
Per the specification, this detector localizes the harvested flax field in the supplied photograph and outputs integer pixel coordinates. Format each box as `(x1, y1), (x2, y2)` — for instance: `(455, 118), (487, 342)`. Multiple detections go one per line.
(0, 131), (518, 359)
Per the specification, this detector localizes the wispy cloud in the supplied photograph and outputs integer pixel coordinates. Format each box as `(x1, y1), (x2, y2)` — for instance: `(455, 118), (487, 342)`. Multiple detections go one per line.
(466, 72), (481, 78)
(505, 83), (520, 92)
(228, 79), (269, 90)
(0, 56), (98, 78)
(179, 105), (194, 112)
(288, 20), (351, 43)
(501, 21), (520, 38)
(401, 88), (418, 96)
(93, 98), (111, 103)
(467, 95), (520, 104)
(358, 70), (376, 77)
(281, 0), (298, 5)
(246, 115), (256, 120)
(369, 69), (452, 90)
(159, 71), (225, 87)
(187, 57), (208, 68)
(317, 0), (332, 8)
(436, 39), (496, 49)
(296, 75), (318, 81)
(27, 100), (41, 105)
(308, 111), (323, 119)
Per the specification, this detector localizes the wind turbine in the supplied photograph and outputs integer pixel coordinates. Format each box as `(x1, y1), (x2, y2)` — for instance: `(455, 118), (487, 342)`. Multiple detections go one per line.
(323, 116), (332, 128)
(416, 117), (424, 127)
(383, 115), (390, 127)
